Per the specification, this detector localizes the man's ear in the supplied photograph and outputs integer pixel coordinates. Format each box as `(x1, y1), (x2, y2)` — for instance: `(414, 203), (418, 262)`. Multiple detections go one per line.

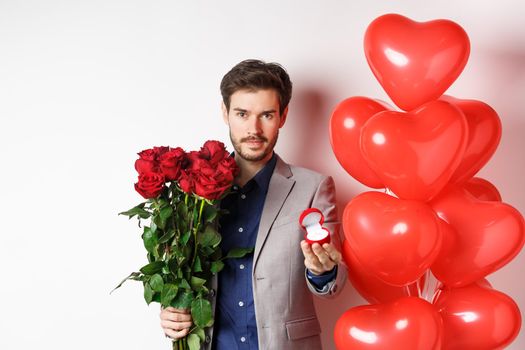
(221, 102), (229, 125)
(279, 106), (288, 128)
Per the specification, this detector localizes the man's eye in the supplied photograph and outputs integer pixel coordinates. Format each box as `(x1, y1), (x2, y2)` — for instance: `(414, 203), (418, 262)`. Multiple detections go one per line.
(263, 114), (273, 119)
(237, 112), (246, 117)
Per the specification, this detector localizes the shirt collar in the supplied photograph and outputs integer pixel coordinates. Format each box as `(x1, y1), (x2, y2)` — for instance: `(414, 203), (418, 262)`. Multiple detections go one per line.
(252, 152), (277, 193)
(232, 152), (277, 193)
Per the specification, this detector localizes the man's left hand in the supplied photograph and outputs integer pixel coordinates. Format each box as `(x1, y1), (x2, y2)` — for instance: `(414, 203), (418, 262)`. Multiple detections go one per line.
(300, 240), (342, 275)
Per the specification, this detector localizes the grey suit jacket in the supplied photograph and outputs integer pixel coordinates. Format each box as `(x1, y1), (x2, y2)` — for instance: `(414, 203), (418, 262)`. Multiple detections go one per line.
(204, 155), (346, 350)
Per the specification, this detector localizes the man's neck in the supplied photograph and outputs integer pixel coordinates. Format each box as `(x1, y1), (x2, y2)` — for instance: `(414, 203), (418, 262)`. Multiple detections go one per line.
(234, 152), (274, 187)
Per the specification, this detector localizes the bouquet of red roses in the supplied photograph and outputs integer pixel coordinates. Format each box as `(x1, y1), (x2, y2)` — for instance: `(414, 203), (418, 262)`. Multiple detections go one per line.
(114, 140), (250, 350)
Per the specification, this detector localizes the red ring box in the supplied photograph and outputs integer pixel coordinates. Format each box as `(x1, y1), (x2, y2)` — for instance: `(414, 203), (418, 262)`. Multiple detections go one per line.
(299, 208), (331, 246)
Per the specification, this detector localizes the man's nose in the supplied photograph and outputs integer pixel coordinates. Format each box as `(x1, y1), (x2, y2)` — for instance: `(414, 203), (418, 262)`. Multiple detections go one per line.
(247, 116), (262, 135)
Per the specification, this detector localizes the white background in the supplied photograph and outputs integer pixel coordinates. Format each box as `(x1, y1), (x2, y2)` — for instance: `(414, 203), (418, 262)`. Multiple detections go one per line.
(1, 1), (524, 349)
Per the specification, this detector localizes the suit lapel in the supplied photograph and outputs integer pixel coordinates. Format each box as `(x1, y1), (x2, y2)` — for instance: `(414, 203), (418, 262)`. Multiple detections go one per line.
(253, 155), (295, 270)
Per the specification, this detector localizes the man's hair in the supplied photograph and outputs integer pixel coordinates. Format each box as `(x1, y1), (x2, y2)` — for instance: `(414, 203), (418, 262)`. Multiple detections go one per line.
(220, 59), (292, 114)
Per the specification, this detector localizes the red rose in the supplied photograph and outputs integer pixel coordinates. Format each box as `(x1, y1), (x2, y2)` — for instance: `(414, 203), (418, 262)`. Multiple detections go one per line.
(187, 151), (209, 172)
(135, 149), (159, 173)
(134, 172), (165, 199)
(174, 144), (237, 199)
(137, 149), (156, 161)
(192, 157), (238, 200)
(159, 147), (187, 181)
(200, 140), (229, 165)
(153, 146), (170, 157)
(178, 170), (194, 194)
(217, 156), (239, 181)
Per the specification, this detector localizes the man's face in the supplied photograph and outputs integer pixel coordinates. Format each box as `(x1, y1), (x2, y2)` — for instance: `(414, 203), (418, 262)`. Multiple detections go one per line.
(222, 89), (287, 163)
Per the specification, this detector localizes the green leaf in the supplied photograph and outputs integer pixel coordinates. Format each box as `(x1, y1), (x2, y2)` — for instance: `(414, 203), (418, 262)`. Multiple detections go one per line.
(190, 276), (206, 290)
(191, 297), (213, 328)
(119, 203), (151, 219)
(210, 260), (225, 274)
(140, 261), (165, 275)
(171, 290), (194, 309)
(168, 258), (178, 274)
(142, 227), (157, 255)
(224, 247), (254, 259)
(202, 205), (218, 223)
(159, 205), (173, 228)
(187, 333), (201, 350)
(160, 205), (173, 219)
(198, 225), (221, 248)
(144, 282), (153, 304)
(152, 293), (161, 303)
(153, 213), (165, 230)
(150, 221), (157, 234)
(181, 231), (191, 246)
(110, 272), (142, 294)
(191, 327), (205, 342)
(178, 278), (191, 290)
(149, 274), (164, 292)
(160, 283), (179, 307)
(177, 201), (188, 219)
(193, 255), (202, 273)
(157, 197), (168, 207)
(158, 229), (175, 244)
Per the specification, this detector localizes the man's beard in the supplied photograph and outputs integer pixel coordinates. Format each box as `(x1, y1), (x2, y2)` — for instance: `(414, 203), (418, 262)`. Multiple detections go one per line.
(230, 131), (278, 162)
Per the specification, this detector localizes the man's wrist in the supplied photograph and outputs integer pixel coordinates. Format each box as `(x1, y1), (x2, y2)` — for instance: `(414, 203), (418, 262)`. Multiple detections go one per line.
(306, 265), (338, 290)
(307, 265), (336, 276)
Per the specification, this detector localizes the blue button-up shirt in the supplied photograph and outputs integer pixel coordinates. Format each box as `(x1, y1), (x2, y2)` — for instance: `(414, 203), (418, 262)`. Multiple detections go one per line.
(212, 153), (335, 350)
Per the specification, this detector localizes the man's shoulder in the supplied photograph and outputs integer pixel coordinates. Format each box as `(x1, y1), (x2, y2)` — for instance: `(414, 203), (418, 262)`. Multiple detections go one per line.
(279, 158), (331, 185)
(288, 163), (328, 182)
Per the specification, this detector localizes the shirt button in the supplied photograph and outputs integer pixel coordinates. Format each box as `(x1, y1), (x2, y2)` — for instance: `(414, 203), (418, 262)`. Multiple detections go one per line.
(239, 264), (245, 270)
(240, 194), (246, 199)
(240, 336), (246, 342)
(238, 227), (244, 233)
(238, 301), (244, 307)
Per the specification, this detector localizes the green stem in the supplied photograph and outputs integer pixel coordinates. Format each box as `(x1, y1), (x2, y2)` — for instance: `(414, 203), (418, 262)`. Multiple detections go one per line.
(152, 198), (160, 213)
(191, 199), (206, 268)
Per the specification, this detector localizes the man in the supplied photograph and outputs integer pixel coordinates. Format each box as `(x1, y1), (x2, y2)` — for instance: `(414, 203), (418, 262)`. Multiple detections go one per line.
(160, 59), (346, 349)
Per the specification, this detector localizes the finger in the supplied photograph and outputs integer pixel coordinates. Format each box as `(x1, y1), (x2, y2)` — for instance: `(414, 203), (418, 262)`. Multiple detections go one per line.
(164, 327), (190, 340)
(301, 241), (320, 263)
(304, 258), (324, 275)
(163, 307), (190, 314)
(322, 243), (342, 264)
(311, 243), (330, 263)
(310, 244), (337, 272)
(161, 320), (193, 331)
(162, 312), (193, 322)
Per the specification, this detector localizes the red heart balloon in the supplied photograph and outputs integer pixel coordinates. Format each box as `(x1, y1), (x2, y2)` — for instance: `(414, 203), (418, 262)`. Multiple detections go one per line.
(343, 191), (442, 286)
(430, 185), (525, 287)
(462, 177), (502, 202)
(433, 280), (521, 350)
(334, 297), (443, 350)
(365, 14), (470, 111)
(329, 96), (389, 188)
(441, 96), (502, 184)
(342, 239), (424, 304)
(361, 100), (468, 201)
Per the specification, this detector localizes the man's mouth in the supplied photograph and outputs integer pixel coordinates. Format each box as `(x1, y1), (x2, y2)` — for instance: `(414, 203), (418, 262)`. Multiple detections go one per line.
(243, 137), (266, 145)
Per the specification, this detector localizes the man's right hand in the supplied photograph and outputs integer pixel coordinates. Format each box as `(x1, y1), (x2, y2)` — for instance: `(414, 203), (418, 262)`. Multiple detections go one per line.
(160, 307), (193, 340)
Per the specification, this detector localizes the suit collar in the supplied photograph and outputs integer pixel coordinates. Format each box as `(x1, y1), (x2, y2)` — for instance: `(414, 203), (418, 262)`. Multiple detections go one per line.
(253, 154), (295, 270)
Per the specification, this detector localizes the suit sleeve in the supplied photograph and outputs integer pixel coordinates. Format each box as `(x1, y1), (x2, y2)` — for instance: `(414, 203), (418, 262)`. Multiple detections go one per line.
(305, 176), (347, 297)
